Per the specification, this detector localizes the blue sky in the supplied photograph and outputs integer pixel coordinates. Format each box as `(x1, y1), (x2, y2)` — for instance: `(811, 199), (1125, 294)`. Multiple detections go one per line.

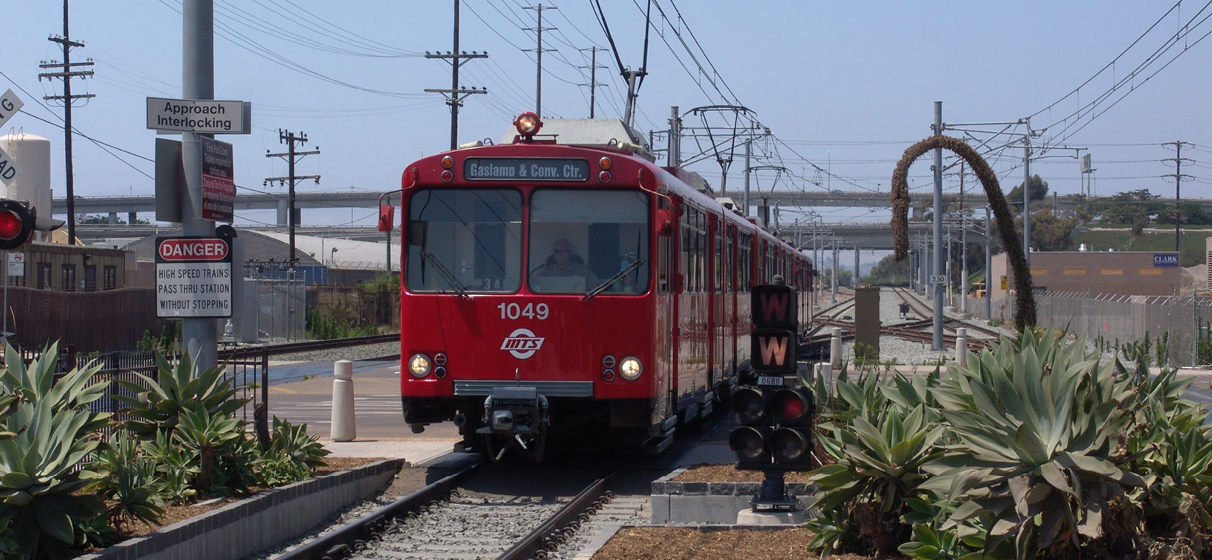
(3, 1), (1210, 229)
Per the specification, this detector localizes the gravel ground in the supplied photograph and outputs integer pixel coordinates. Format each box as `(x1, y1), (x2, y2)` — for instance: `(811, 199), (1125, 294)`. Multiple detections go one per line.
(265, 341), (400, 364)
(836, 288), (1014, 366)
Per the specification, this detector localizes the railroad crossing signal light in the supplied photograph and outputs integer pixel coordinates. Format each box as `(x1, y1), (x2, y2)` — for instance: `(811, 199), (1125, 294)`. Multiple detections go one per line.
(0, 200), (35, 250)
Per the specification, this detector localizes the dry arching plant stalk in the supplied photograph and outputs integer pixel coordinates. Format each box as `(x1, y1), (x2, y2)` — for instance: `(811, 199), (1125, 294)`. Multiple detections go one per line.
(890, 135), (1036, 331)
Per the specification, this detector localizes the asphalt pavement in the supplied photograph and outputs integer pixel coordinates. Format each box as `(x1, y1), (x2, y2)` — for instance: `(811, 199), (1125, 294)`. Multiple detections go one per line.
(259, 358), (461, 462)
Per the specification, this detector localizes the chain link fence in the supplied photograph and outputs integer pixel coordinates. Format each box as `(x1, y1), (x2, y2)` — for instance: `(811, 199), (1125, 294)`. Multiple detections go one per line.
(988, 292), (1212, 366)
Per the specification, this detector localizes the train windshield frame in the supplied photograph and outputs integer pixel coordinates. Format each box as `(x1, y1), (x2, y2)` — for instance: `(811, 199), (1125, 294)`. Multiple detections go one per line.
(406, 188), (524, 294)
(527, 189), (650, 295)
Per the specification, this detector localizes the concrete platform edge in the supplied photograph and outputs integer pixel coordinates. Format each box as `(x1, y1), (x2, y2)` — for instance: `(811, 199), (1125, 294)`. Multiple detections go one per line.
(75, 458), (405, 560)
(651, 470), (817, 524)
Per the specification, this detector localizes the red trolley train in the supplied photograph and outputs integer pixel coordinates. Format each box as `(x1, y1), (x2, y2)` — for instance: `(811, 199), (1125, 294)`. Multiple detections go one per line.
(400, 113), (812, 460)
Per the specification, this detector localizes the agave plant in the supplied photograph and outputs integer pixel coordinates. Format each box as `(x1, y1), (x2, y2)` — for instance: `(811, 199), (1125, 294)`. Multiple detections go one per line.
(114, 351), (248, 439)
(268, 416), (330, 471)
(808, 364), (948, 558)
(0, 344), (109, 560)
(140, 430), (198, 504)
(921, 330), (1147, 558)
(174, 405), (243, 490)
(88, 433), (166, 530)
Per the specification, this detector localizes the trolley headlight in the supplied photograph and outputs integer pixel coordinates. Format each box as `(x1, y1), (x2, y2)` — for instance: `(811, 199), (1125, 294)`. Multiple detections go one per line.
(619, 356), (642, 380)
(407, 354), (432, 378)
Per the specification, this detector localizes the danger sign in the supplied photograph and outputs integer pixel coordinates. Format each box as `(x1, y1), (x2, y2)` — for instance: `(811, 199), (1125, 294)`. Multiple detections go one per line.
(156, 237), (232, 318)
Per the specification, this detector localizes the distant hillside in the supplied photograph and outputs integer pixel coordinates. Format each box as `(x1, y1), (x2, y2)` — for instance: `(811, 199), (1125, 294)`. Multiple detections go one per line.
(1070, 226), (1212, 267)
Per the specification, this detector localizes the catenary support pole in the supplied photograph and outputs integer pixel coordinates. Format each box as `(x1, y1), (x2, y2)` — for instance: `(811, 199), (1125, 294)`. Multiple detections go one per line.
(743, 139), (751, 217)
(932, 102), (944, 349)
(182, 0), (217, 370)
(1023, 124), (1032, 266)
(960, 164), (968, 314)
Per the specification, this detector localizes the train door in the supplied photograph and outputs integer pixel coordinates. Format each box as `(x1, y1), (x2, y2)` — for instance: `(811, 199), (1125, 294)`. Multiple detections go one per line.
(712, 215), (726, 387)
(706, 214), (718, 392)
(725, 223), (736, 383)
(657, 195), (677, 422)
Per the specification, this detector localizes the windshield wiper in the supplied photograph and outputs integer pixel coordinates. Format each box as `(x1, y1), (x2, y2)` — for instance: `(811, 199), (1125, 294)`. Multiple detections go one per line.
(419, 250), (469, 299)
(584, 259), (646, 301)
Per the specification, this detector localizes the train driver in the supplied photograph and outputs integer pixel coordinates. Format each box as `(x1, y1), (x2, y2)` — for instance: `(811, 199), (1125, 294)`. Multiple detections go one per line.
(532, 239), (600, 290)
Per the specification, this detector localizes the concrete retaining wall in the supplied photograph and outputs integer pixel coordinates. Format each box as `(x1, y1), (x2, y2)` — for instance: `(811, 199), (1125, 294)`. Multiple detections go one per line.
(650, 468), (815, 524)
(78, 459), (404, 560)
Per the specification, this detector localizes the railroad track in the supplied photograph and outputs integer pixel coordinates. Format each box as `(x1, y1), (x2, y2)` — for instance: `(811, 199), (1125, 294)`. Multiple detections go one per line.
(275, 460), (624, 560)
(219, 333), (399, 360)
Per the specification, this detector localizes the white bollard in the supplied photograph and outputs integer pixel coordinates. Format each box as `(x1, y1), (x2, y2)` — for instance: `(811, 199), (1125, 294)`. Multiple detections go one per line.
(830, 327), (842, 370)
(820, 363), (833, 396)
(331, 360), (356, 442)
(955, 328), (968, 367)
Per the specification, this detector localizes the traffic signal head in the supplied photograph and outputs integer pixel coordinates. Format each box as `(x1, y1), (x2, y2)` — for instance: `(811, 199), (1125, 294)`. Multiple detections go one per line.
(770, 427), (812, 464)
(771, 388), (814, 426)
(728, 385), (816, 471)
(731, 386), (770, 425)
(0, 200), (35, 250)
(729, 425), (771, 467)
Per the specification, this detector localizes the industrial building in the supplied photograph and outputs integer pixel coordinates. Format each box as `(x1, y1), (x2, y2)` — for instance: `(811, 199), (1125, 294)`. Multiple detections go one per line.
(990, 249), (1183, 298)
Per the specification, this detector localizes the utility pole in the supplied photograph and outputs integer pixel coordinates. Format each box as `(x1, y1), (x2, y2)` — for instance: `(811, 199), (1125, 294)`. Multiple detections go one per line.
(523, 3), (557, 118)
(38, 0), (94, 246)
(831, 244), (838, 303)
(931, 101), (944, 350)
(1163, 141), (1193, 252)
(265, 131), (320, 266)
(578, 47), (608, 118)
(853, 246), (860, 287)
(426, 0), (488, 150)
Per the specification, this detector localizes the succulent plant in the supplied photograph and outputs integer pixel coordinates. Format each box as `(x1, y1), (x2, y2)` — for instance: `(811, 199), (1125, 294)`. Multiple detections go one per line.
(113, 351), (249, 439)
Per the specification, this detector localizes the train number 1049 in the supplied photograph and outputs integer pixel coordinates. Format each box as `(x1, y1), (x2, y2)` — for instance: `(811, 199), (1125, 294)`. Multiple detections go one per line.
(498, 302), (549, 320)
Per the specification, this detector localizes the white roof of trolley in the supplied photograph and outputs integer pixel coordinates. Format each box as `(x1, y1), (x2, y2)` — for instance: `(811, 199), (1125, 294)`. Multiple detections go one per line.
(498, 118), (650, 151)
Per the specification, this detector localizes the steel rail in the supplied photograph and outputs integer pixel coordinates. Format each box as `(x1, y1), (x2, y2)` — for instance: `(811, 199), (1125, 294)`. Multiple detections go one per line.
(275, 459), (483, 560)
(496, 466), (621, 560)
(219, 333), (399, 360)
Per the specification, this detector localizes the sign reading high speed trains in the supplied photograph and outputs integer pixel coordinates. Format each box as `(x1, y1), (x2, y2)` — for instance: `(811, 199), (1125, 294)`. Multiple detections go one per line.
(464, 158), (589, 181)
(155, 237), (233, 318)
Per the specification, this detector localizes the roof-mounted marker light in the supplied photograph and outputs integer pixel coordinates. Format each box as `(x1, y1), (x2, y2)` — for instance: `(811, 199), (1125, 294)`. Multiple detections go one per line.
(514, 112), (542, 139)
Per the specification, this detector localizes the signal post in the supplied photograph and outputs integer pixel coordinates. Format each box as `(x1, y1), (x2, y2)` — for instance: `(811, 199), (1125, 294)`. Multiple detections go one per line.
(730, 278), (814, 524)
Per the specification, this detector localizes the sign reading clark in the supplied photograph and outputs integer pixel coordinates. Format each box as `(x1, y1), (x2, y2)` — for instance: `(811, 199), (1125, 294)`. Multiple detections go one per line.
(1153, 253), (1180, 267)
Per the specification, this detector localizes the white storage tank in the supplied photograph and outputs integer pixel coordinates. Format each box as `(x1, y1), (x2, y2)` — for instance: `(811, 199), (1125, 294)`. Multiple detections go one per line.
(0, 133), (53, 219)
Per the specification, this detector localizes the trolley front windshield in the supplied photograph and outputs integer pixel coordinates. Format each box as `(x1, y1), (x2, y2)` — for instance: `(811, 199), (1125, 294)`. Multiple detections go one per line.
(406, 188), (523, 293)
(527, 189), (649, 295)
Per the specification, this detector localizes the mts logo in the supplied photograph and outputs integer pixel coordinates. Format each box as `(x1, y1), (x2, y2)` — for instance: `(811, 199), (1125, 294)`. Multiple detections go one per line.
(501, 328), (544, 359)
